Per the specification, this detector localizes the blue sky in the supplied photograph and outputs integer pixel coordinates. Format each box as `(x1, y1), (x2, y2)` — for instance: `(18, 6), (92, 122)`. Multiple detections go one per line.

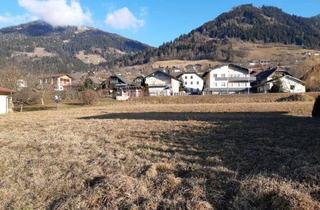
(0, 0), (320, 47)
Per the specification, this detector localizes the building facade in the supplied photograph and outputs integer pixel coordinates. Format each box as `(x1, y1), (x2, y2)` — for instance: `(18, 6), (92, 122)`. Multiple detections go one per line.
(144, 70), (181, 96)
(178, 72), (204, 94)
(203, 64), (256, 94)
(40, 74), (72, 91)
(257, 75), (306, 93)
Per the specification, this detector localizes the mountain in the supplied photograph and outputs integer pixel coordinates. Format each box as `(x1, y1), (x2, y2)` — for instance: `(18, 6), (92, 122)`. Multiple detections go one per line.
(112, 4), (320, 67)
(0, 21), (151, 73)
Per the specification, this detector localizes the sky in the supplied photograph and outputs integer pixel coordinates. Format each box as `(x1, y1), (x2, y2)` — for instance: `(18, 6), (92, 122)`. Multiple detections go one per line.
(0, 0), (320, 47)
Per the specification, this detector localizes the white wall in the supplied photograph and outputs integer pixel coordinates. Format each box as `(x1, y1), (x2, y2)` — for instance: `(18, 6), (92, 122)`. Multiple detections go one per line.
(257, 77), (306, 93)
(148, 87), (165, 96)
(171, 78), (180, 95)
(205, 65), (250, 89)
(179, 73), (204, 91)
(0, 95), (8, 114)
(280, 77), (306, 93)
(145, 71), (180, 96)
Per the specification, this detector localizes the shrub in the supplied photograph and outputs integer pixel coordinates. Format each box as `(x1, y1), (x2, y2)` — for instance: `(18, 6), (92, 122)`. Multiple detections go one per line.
(12, 88), (40, 112)
(312, 96), (320, 118)
(270, 79), (284, 93)
(13, 88), (39, 105)
(276, 94), (314, 102)
(80, 90), (99, 105)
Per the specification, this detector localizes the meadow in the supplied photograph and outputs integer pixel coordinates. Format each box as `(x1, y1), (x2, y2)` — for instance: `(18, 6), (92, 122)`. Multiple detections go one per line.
(0, 95), (319, 209)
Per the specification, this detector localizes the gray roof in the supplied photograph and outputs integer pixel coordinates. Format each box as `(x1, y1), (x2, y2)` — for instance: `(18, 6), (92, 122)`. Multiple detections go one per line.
(145, 69), (181, 82)
(203, 64), (249, 77)
(256, 67), (291, 81)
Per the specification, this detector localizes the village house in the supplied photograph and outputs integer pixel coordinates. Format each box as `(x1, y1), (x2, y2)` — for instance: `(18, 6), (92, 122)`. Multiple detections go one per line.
(108, 75), (143, 100)
(255, 66), (291, 84)
(255, 67), (306, 93)
(144, 70), (181, 96)
(203, 64), (256, 94)
(0, 87), (14, 114)
(177, 72), (204, 94)
(39, 74), (72, 91)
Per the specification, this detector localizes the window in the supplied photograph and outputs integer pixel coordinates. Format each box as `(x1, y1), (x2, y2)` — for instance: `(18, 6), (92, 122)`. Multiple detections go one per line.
(185, 76), (188, 79)
(290, 85), (295, 90)
(222, 82), (226, 87)
(213, 74), (218, 78)
(213, 82), (217, 87)
(185, 82), (188, 85)
(197, 81), (199, 85)
(221, 74), (226, 78)
(191, 81), (193, 85)
(191, 76), (193, 79)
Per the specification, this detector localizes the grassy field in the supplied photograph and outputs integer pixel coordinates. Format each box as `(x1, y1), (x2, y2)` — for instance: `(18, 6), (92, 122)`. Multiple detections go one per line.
(0, 100), (319, 209)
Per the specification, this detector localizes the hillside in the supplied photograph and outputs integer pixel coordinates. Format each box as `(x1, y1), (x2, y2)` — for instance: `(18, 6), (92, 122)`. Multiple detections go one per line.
(302, 64), (320, 91)
(0, 21), (150, 73)
(112, 4), (320, 67)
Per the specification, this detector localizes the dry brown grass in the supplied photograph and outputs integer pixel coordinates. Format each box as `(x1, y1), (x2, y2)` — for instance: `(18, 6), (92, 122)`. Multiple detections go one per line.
(0, 100), (319, 209)
(131, 93), (320, 105)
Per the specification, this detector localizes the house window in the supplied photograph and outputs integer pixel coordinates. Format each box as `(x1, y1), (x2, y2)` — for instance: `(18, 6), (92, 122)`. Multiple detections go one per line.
(290, 85), (295, 90)
(191, 81), (193, 85)
(191, 76), (193, 79)
(213, 74), (218, 78)
(197, 81), (199, 85)
(221, 74), (226, 78)
(222, 82), (226, 87)
(185, 82), (187, 85)
(185, 76), (188, 79)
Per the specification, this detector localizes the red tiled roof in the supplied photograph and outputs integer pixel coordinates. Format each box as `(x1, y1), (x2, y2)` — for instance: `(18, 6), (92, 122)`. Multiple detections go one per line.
(0, 87), (15, 95)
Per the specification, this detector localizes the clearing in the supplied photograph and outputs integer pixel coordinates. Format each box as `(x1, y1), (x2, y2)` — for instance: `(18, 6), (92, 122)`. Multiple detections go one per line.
(0, 100), (319, 209)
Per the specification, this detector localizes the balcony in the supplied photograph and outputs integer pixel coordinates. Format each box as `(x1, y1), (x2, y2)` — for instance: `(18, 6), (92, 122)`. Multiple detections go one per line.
(214, 76), (256, 82)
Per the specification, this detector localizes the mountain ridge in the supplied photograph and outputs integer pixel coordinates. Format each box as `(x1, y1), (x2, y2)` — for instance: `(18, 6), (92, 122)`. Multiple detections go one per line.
(1, 4), (320, 75)
(111, 4), (320, 67)
(0, 21), (151, 73)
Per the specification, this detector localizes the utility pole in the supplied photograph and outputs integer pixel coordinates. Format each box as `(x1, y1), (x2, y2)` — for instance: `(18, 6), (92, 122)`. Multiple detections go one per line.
(247, 73), (250, 95)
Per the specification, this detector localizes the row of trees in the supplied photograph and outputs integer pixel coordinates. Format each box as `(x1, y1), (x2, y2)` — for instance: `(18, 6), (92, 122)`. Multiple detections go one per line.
(0, 67), (103, 111)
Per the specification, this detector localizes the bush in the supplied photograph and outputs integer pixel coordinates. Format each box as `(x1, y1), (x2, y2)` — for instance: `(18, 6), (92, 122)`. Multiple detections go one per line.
(312, 96), (320, 118)
(276, 94), (314, 102)
(13, 88), (39, 106)
(80, 90), (99, 105)
(270, 79), (284, 93)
